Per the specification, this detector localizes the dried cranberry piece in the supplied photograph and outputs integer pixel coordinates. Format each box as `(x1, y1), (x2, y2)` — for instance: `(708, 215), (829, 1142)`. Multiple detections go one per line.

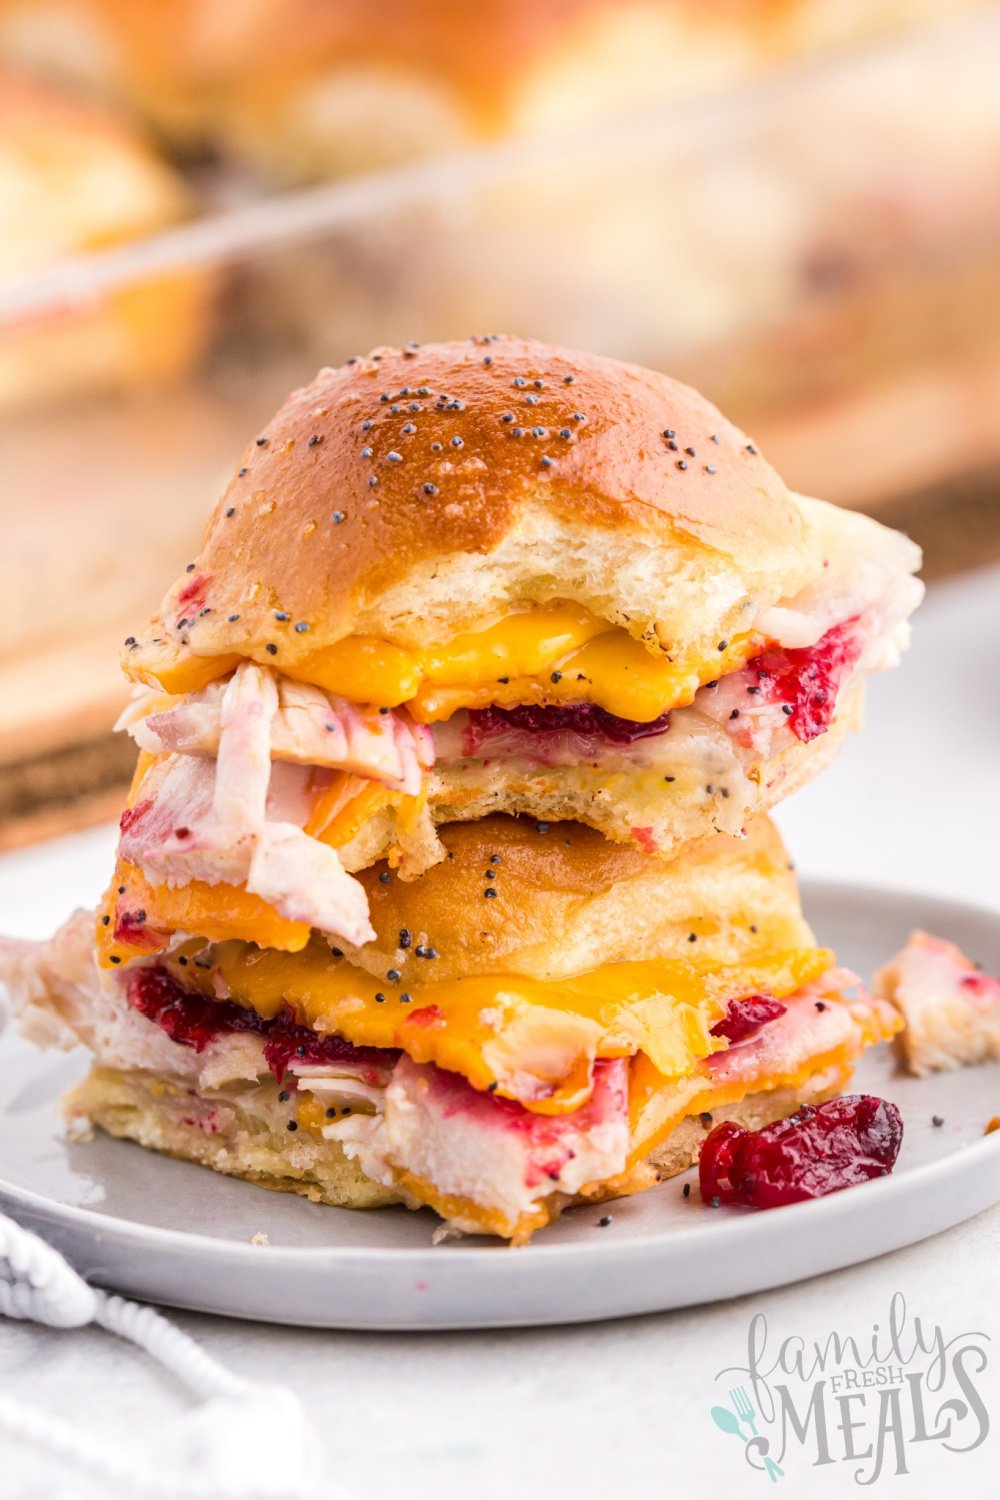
(744, 620), (862, 742)
(709, 995), (787, 1044)
(698, 1095), (903, 1209)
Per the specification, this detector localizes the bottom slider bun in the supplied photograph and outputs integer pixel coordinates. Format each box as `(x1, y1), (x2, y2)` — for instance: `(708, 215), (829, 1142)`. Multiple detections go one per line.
(65, 1065), (848, 1232)
(1, 817), (899, 1243)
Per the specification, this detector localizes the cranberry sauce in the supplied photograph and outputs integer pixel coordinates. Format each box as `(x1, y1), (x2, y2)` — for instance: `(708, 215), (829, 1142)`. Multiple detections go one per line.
(709, 995), (788, 1045)
(699, 1095), (903, 1209)
(461, 701), (672, 760)
(127, 966), (397, 1082)
(454, 620), (860, 761)
(742, 620), (862, 743)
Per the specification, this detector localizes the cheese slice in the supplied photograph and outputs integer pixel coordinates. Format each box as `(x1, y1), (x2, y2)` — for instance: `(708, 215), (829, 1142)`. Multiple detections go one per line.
(128, 638), (241, 695)
(304, 773), (401, 845)
(101, 770), (422, 966)
(406, 627), (756, 724)
(625, 995), (901, 1165)
(96, 864), (311, 967)
(391, 1167), (553, 1245)
(193, 937), (832, 1114)
(126, 605), (759, 725)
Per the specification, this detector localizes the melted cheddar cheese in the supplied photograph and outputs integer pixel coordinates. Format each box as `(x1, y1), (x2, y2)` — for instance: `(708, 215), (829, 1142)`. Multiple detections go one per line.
(129, 604), (760, 725)
(391, 1167), (552, 1246)
(129, 639), (241, 695)
(97, 864), (312, 966)
(625, 1002), (902, 1165)
(184, 937), (832, 1114)
(99, 773), (426, 965)
(304, 773), (401, 845)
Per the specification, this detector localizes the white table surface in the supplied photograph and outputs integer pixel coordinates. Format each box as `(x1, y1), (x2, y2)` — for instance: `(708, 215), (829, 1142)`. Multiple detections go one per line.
(1, 564), (998, 1500)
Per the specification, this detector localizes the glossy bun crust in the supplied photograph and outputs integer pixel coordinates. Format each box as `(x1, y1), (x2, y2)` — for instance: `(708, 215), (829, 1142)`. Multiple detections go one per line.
(338, 813), (817, 984)
(125, 336), (829, 681)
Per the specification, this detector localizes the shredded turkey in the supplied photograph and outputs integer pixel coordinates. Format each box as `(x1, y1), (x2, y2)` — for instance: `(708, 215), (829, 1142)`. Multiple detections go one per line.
(754, 504), (923, 664)
(118, 663), (375, 946)
(122, 673), (433, 794)
(328, 1054), (631, 1228)
(703, 970), (899, 1086)
(874, 930), (1000, 1077)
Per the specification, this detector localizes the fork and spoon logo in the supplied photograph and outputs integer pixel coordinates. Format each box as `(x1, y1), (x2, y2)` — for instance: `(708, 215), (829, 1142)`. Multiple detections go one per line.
(712, 1297), (991, 1485)
(712, 1386), (784, 1483)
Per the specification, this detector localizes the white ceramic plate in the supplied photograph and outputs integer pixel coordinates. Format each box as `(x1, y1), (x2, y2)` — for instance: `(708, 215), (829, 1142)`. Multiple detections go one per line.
(2, 881), (999, 1330)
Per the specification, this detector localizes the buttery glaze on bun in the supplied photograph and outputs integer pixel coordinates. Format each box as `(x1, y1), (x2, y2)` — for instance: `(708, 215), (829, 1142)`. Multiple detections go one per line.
(345, 813), (814, 983)
(127, 334), (851, 679)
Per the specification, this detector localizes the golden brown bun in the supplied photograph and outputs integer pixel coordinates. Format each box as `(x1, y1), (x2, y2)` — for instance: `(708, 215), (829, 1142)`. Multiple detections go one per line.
(0, 73), (210, 408)
(124, 335), (890, 682)
(67, 1064), (397, 1209)
(339, 812), (814, 984)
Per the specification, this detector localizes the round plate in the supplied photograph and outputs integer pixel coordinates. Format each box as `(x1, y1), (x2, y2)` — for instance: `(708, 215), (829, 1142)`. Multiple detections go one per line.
(2, 881), (999, 1329)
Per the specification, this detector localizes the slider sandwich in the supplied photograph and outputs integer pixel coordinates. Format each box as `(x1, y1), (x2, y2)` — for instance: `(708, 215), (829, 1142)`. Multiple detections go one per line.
(114, 337), (921, 950)
(0, 0), (959, 181)
(3, 816), (900, 1242)
(0, 336), (919, 1242)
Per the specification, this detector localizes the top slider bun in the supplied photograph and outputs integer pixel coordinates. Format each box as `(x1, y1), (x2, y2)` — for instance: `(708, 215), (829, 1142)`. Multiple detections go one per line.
(113, 337), (920, 892)
(127, 335), (917, 682)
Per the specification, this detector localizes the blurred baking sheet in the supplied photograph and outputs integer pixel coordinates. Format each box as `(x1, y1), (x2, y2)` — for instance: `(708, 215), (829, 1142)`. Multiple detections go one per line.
(2, 11), (1000, 842)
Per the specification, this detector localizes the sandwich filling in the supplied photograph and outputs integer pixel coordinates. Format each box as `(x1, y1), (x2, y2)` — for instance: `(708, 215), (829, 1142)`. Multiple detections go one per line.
(114, 564), (916, 950)
(5, 912), (900, 1242)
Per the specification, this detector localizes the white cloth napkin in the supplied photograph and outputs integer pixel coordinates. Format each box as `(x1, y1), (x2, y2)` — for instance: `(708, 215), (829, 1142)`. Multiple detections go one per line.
(0, 1212), (327, 1499)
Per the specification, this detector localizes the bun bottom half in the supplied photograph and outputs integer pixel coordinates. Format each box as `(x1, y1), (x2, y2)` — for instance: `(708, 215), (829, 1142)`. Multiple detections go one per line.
(66, 1062), (848, 1233)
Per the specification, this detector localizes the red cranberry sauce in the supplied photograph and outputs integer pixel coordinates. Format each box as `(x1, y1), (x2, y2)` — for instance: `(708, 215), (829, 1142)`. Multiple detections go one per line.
(448, 620), (860, 762)
(126, 966), (397, 1082)
(699, 1095), (903, 1209)
(119, 800), (153, 835)
(741, 620), (862, 743)
(173, 572), (209, 625)
(459, 701), (672, 762)
(709, 995), (787, 1044)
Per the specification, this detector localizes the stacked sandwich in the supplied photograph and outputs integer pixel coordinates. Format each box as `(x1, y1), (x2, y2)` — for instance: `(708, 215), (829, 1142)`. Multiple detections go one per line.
(2, 337), (922, 1242)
